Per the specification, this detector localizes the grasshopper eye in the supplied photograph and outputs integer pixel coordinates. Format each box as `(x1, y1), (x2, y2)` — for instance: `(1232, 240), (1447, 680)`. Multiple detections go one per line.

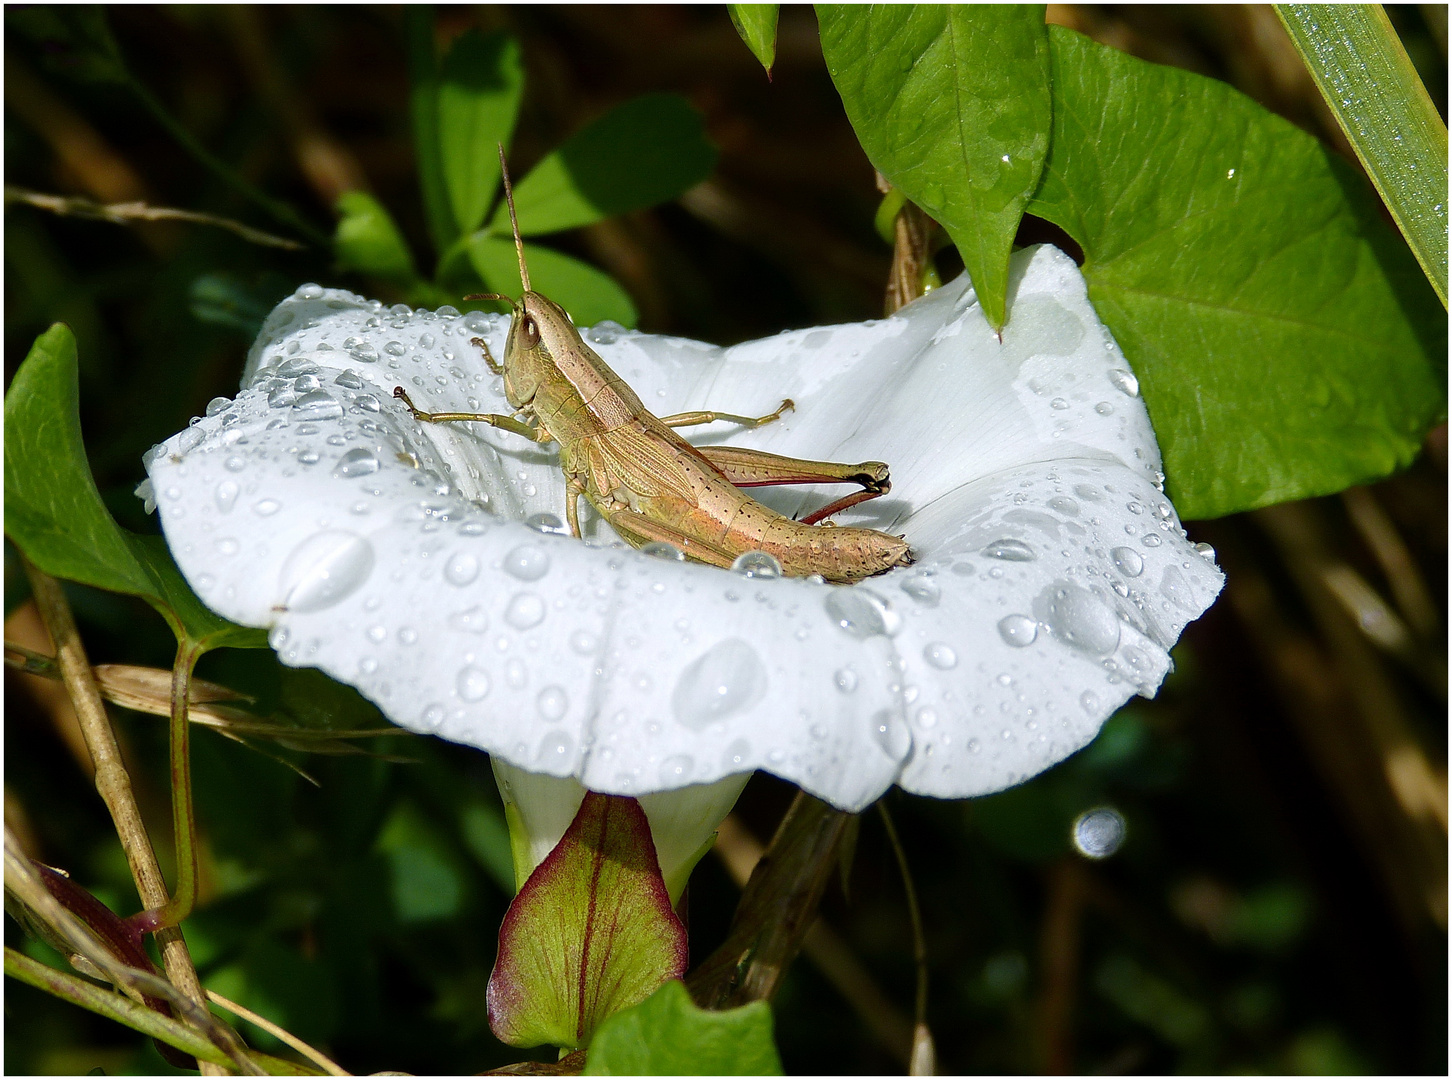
(519, 315), (540, 348)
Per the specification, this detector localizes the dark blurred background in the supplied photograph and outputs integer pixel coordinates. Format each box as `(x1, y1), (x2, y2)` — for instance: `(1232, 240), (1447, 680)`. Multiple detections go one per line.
(5, 6), (1446, 1074)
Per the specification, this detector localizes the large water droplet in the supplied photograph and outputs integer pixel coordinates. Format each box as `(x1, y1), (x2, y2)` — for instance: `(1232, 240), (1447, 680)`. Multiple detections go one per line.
(445, 551), (480, 586)
(672, 638), (768, 729)
(1047, 496), (1079, 517)
(456, 666), (490, 702)
(537, 686), (569, 721)
(334, 447), (380, 478)
(731, 550), (782, 578)
(1072, 807), (1126, 859)
(292, 390), (344, 422)
(1160, 565), (1195, 611)
(983, 538), (1035, 561)
(503, 544), (550, 581)
(900, 574), (942, 607)
(824, 588), (901, 638)
(871, 710), (912, 761)
(1041, 583), (1120, 656)
(215, 480), (239, 513)
(998, 614), (1038, 648)
(1111, 546), (1144, 578)
(505, 593), (546, 629)
(923, 642), (958, 669)
(641, 541), (685, 562)
(1108, 368), (1139, 397)
(525, 512), (569, 536)
(278, 532), (374, 613)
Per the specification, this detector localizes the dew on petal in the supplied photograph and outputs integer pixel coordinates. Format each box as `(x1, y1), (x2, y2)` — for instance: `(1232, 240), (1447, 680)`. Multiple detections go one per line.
(900, 574), (942, 606)
(834, 668), (858, 693)
(525, 513), (569, 536)
(672, 638), (768, 729)
(278, 532), (374, 613)
(448, 606), (489, 634)
(502, 545), (550, 581)
(444, 551), (480, 586)
(731, 550), (782, 578)
(923, 642), (958, 669)
(537, 686), (569, 721)
(292, 390), (344, 422)
(334, 448), (380, 478)
(1108, 368), (1140, 396)
(505, 593), (546, 629)
(983, 538), (1035, 561)
(215, 480), (240, 513)
(456, 665), (490, 701)
(871, 710), (912, 761)
(1111, 546), (1145, 578)
(824, 588), (901, 638)
(1041, 583), (1121, 656)
(641, 541), (685, 562)
(998, 614), (1038, 647)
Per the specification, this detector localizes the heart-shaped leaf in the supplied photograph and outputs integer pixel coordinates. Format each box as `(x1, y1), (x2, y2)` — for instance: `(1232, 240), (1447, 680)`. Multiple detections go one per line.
(487, 792), (688, 1050)
(586, 980), (783, 1075)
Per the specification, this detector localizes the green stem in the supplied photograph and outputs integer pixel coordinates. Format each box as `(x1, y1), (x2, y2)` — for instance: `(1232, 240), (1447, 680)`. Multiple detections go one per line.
(1275, 4), (1449, 307)
(408, 4), (457, 259)
(137, 641), (202, 932)
(5, 946), (232, 1068)
(123, 74), (328, 247)
(875, 803), (928, 1028)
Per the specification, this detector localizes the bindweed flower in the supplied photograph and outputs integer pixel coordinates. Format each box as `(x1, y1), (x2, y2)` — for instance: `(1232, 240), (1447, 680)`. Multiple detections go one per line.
(144, 245), (1222, 880)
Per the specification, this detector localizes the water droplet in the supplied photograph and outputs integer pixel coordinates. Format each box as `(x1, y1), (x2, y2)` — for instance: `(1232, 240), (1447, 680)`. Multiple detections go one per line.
(672, 638), (768, 728)
(916, 707), (938, 729)
(824, 588), (901, 638)
(1094, 401), (1114, 415)
(503, 544), (550, 581)
(721, 738), (751, 770)
(456, 665), (490, 702)
(731, 550), (782, 578)
(1161, 565), (1195, 611)
(659, 755), (694, 785)
(505, 592), (546, 629)
(1108, 368), (1139, 397)
(215, 480), (240, 513)
(215, 537), (239, 556)
(448, 606), (489, 633)
(1111, 546), (1144, 578)
(641, 541), (685, 561)
(296, 283), (324, 300)
(506, 658), (527, 688)
(254, 498), (281, 517)
(419, 703), (445, 731)
(588, 321), (624, 344)
(1194, 541), (1217, 561)
(923, 642), (958, 669)
(1050, 397), (1069, 410)
(298, 449), (321, 466)
(334, 371), (365, 390)
(398, 626), (418, 645)
(1140, 534), (1162, 548)
(385, 341), (407, 356)
(367, 625), (386, 643)
(1072, 807), (1126, 859)
(334, 447), (380, 478)
(1047, 496), (1079, 516)
(1080, 690), (1100, 713)
(278, 532), (374, 613)
(983, 538), (1035, 561)
(871, 710), (912, 761)
(445, 551), (480, 586)
(292, 390), (344, 421)
(525, 513), (568, 536)
(537, 686), (568, 721)
(900, 574), (942, 606)
(569, 630), (597, 655)
(1042, 584), (1120, 655)
(998, 614), (1038, 647)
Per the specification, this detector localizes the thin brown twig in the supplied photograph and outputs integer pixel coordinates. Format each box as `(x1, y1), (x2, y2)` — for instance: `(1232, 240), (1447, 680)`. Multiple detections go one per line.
(876, 802), (936, 1076)
(207, 989), (350, 1076)
(19, 560), (225, 1074)
(5, 186), (305, 250)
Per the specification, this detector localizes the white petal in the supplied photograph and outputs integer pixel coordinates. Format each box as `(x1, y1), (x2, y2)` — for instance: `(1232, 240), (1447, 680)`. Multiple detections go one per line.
(150, 249), (1222, 813)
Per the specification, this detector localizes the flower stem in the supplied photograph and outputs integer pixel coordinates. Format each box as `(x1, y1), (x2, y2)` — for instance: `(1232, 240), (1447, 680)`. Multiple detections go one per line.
(876, 801), (936, 1076)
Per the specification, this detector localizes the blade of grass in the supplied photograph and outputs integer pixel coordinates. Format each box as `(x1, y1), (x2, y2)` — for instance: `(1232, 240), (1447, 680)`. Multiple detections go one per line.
(1276, 4), (1448, 307)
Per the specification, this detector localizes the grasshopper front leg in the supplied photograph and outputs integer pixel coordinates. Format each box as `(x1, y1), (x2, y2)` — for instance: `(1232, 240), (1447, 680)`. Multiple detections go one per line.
(696, 445), (892, 525)
(393, 387), (548, 443)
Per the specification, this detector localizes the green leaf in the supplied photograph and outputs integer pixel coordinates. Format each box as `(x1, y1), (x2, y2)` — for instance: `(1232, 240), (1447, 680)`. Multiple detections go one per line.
(501, 94), (718, 237)
(1275, 4), (1448, 307)
(586, 981), (783, 1075)
(465, 235), (638, 328)
(377, 801), (466, 923)
(1026, 27), (1446, 519)
(438, 28), (524, 236)
(487, 793), (687, 1050)
(333, 192), (420, 286)
(408, 6), (457, 256)
(728, 6), (780, 75)
(818, 5), (1051, 329)
(4, 325), (265, 651)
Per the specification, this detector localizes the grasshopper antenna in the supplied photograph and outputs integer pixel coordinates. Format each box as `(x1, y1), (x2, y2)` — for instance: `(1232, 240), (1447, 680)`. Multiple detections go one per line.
(497, 143), (529, 293)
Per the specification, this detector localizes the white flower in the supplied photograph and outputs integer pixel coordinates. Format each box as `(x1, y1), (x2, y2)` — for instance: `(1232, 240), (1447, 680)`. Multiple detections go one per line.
(145, 245), (1222, 845)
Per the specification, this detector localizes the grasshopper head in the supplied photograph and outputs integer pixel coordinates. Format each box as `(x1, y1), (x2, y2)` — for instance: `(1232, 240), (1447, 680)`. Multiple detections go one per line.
(498, 291), (582, 410)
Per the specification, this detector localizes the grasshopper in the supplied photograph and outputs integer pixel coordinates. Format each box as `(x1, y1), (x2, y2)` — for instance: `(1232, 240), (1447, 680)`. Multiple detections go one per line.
(393, 149), (912, 585)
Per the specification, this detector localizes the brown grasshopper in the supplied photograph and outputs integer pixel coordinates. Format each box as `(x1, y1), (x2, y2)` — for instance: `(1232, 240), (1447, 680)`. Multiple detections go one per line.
(393, 150), (912, 584)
